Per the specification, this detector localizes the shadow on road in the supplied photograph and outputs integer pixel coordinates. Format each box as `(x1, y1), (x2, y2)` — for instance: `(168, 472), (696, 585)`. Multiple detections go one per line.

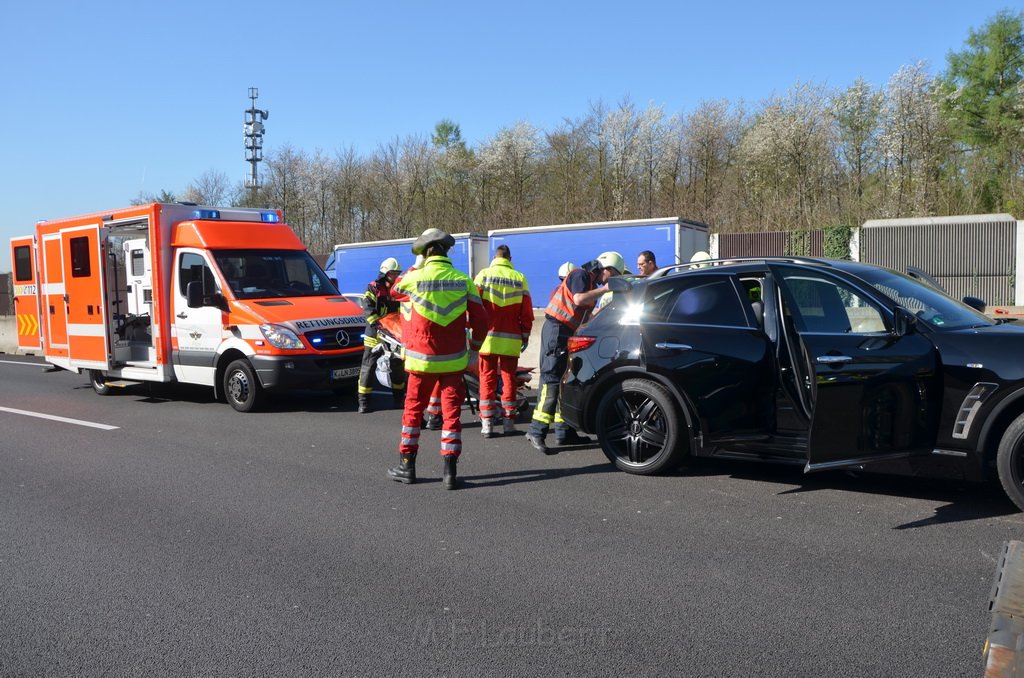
(680, 457), (1019, 526)
(463, 462), (616, 488)
(72, 381), (359, 413)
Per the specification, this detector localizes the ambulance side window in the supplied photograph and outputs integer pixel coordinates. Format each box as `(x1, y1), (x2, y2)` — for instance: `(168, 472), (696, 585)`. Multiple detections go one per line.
(70, 237), (91, 278)
(131, 250), (145, 277)
(178, 252), (217, 295)
(14, 246), (32, 281)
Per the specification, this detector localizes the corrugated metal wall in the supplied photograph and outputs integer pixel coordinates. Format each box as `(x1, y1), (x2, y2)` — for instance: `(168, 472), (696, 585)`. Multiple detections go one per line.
(860, 219), (1017, 306)
(717, 231), (824, 258)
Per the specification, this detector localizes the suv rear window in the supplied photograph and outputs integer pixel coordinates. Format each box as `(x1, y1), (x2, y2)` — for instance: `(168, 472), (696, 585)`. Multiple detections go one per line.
(647, 277), (749, 327)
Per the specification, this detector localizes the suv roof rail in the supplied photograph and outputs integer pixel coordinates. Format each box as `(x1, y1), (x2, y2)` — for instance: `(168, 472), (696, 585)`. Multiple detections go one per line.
(646, 256), (835, 280)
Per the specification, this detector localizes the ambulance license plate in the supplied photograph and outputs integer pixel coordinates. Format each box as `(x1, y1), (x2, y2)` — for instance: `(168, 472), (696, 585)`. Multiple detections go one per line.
(331, 366), (360, 380)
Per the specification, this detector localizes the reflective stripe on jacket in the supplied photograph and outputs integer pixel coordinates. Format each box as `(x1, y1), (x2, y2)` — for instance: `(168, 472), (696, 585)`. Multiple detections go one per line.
(362, 275), (399, 326)
(544, 267), (596, 331)
(391, 256), (489, 373)
(473, 257), (533, 356)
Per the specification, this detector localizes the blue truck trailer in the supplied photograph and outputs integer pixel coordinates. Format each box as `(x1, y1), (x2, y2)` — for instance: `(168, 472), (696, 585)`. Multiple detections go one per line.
(488, 217), (710, 304)
(326, 233), (489, 292)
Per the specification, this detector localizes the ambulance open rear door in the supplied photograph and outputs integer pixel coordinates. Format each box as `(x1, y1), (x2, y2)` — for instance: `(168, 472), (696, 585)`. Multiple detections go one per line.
(60, 225), (110, 371)
(9, 236), (41, 352)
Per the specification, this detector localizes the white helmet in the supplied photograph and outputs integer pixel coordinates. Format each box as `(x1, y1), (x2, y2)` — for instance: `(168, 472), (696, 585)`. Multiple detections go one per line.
(557, 261), (576, 279)
(413, 254), (425, 269)
(596, 251), (625, 274)
(690, 250), (711, 266)
(379, 257), (401, 274)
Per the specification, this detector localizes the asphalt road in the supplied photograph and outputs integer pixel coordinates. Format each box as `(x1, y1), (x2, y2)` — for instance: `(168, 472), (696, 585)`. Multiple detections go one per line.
(0, 357), (1020, 677)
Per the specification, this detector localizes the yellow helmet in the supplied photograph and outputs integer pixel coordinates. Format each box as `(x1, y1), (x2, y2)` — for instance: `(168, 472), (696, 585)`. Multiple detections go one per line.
(379, 257), (401, 274)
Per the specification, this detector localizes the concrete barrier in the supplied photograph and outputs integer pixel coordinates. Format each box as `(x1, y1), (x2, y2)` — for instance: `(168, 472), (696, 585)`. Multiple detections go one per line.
(0, 316), (20, 354)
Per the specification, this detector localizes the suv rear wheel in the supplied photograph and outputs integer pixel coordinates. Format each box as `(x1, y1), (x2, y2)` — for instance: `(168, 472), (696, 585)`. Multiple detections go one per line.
(996, 413), (1024, 511)
(595, 378), (685, 474)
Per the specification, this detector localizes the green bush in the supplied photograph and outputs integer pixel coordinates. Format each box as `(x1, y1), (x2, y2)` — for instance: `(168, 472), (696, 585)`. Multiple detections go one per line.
(823, 225), (852, 260)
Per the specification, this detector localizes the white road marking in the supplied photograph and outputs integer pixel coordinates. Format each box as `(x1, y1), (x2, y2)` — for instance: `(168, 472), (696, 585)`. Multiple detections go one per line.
(0, 407), (119, 430)
(0, 360), (46, 366)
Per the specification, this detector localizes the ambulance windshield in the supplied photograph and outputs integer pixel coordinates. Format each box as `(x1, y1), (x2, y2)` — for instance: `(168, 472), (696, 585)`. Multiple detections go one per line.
(212, 250), (339, 299)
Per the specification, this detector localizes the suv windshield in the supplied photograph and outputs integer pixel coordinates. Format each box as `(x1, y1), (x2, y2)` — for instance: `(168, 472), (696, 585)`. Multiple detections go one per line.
(212, 250), (339, 299)
(856, 267), (993, 330)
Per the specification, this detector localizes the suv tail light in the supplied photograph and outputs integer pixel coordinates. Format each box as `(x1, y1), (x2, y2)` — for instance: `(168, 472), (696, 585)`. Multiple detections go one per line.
(567, 336), (597, 353)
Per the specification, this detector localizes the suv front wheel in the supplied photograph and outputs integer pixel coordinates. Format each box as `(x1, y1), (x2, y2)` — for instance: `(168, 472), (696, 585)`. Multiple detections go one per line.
(996, 413), (1024, 511)
(595, 378), (685, 474)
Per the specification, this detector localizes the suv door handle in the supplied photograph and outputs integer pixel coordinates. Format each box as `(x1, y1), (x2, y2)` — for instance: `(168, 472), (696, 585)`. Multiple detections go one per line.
(655, 343), (692, 351)
(176, 312), (188, 319)
(816, 355), (852, 365)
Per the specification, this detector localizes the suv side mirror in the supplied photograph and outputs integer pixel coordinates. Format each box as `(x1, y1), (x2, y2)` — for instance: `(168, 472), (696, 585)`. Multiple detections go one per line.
(962, 296), (986, 312)
(893, 307), (915, 336)
(608, 276), (632, 293)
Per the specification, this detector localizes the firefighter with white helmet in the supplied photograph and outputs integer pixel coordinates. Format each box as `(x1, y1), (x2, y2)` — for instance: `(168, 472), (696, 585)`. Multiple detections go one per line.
(357, 257), (405, 413)
(557, 261), (576, 281)
(526, 251), (623, 455)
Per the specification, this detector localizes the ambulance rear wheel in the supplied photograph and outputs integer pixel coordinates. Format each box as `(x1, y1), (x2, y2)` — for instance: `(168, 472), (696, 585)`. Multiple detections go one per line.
(89, 370), (111, 396)
(224, 359), (263, 413)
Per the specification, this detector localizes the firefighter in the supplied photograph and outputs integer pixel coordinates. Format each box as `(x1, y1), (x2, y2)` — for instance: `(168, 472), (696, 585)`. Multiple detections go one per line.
(357, 257), (405, 414)
(526, 251), (624, 455)
(396, 255), (442, 430)
(473, 244), (533, 438)
(388, 228), (489, 490)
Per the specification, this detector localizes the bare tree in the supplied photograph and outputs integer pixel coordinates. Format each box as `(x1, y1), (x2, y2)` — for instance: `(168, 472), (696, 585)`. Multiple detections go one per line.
(541, 115), (596, 224)
(880, 62), (950, 216)
(681, 99), (746, 227)
(737, 83), (836, 230)
(263, 144), (309, 239)
(832, 78), (883, 225)
(180, 169), (232, 206)
(477, 121), (541, 227)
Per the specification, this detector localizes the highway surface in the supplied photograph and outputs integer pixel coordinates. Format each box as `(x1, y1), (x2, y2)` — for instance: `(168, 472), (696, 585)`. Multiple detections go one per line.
(0, 356), (1019, 676)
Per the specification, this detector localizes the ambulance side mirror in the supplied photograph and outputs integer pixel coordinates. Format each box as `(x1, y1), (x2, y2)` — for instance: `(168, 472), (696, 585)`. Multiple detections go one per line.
(187, 281), (227, 310)
(186, 281), (204, 308)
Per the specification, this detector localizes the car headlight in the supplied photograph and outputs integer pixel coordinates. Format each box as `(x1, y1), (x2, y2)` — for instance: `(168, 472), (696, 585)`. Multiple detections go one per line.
(260, 323), (304, 349)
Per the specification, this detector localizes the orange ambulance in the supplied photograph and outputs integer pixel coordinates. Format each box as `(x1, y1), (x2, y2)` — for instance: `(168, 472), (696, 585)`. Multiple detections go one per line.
(9, 203), (366, 411)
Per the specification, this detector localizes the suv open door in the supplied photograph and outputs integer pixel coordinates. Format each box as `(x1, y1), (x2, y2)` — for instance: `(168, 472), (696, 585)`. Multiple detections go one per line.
(770, 264), (940, 471)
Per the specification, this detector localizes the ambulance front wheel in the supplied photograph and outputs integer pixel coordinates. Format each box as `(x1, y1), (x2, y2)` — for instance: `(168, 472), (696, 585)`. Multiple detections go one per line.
(224, 359), (263, 413)
(89, 370), (111, 396)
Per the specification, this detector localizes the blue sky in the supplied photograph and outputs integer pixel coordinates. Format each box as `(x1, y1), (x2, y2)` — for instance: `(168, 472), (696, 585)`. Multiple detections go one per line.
(0, 0), (1014, 271)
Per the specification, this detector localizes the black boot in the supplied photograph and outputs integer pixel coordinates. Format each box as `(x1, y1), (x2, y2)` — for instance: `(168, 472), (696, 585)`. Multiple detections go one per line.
(424, 413), (442, 430)
(387, 454), (416, 484)
(358, 396), (371, 414)
(442, 455), (458, 490)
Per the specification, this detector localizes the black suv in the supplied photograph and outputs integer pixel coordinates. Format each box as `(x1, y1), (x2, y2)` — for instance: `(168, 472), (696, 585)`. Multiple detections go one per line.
(559, 257), (1024, 510)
